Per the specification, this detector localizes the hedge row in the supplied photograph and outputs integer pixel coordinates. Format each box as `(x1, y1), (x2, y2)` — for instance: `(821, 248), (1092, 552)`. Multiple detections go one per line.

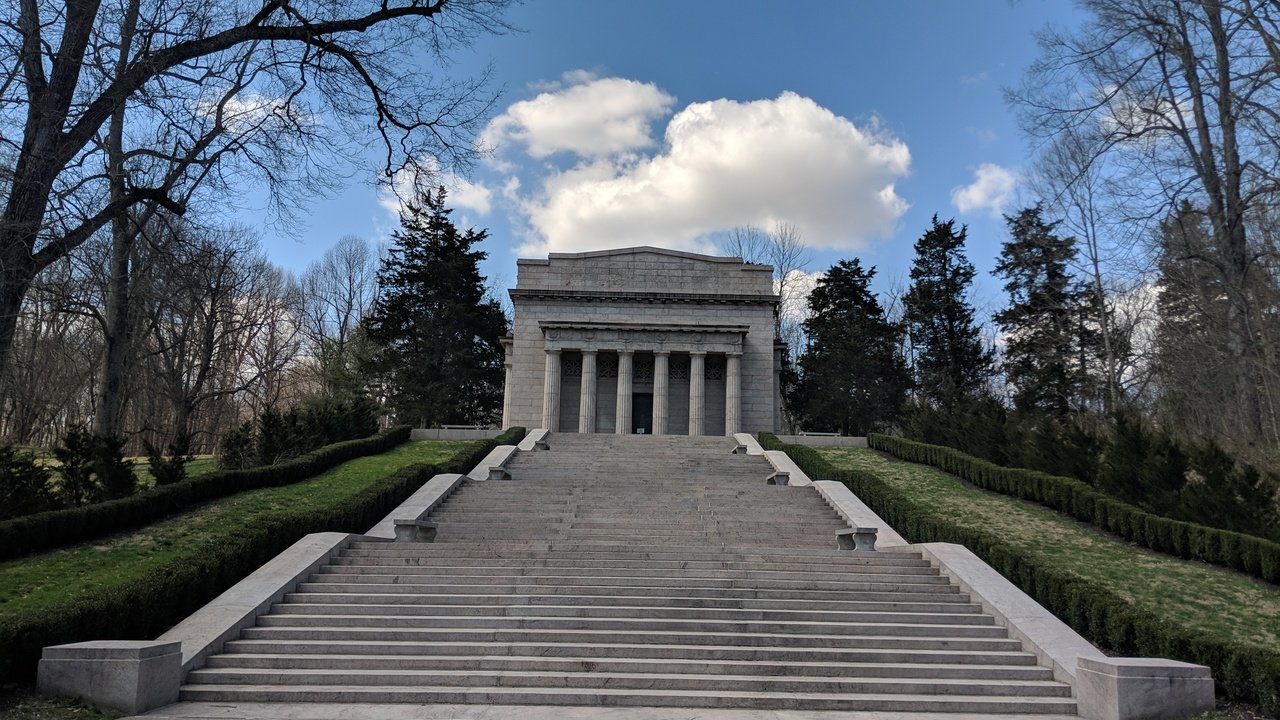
(869, 433), (1280, 585)
(0, 426), (412, 562)
(0, 427), (525, 686)
(760, 433), (1280, 713)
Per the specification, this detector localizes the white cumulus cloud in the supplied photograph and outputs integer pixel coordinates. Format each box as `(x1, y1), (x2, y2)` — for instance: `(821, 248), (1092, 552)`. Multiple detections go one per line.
(952, 163), (1018, 217)
(507, 87), (910, 255)
(482, 77), (675, 159)
(379, 160), (493, 220)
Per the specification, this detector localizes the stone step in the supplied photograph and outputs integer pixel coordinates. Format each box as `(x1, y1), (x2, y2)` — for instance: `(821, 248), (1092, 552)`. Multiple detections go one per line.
(183, 667), (1071, 697)
(220, 639), (1039, 665)
(255, 614), (1004, 636)
(282, 592), (976, 611)
(268, 603), (986, 622)
(302, 572), (954, 590)
(330, 553), (934, 569)
(342, 542), (917, 561)
(176, 684), (1077, 714)
(317, 564), (940, 580)
(203, 653), (1053, 680)
(292, 583), (961, 602)
(238, 627), (1022, 650)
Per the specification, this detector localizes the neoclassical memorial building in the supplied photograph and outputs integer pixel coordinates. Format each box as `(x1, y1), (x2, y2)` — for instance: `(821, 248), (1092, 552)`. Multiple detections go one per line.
(501, 247), (784, 435)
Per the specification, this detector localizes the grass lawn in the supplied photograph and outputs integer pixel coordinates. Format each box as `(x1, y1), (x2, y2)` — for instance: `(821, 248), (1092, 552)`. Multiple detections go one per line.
(0, 440), (469, 621)
(819, 448), (1280, 651)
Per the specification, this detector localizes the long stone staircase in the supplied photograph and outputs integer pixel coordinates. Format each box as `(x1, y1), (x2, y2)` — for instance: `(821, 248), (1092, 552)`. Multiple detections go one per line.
(178, 433), (1078, 715)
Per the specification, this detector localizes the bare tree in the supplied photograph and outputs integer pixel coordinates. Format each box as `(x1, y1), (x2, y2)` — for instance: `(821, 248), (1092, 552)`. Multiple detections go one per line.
(1012, 0), (1280, 445)
(717, 221), (812, 349)
(0, 0), (512, 380)
(299, 234), (378, 394)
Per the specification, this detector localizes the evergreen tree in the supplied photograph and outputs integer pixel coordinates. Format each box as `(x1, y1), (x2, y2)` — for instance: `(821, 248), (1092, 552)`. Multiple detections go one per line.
(790, 260), (911, 435)
(363, 187), (508, 427)
(902, 216), (994, 405)
(994, 205), (1092, 415)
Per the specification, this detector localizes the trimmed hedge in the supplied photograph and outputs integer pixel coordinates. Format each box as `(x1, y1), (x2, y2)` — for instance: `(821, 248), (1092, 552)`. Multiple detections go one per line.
(869, 433), (1280, 585)
(0, 427), (524, 686)
(760, 433), (1280, 713)
(0, 427), (412, 562)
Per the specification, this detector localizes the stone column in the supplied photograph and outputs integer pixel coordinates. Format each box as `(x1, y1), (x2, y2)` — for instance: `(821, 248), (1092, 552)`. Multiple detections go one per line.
(653, 350), (670, 436)
(502, 360), (513, 430)
(578, 349), (597, 434)
(688, 351), (706, 436)
(541, 349), (561, 431)
(725, 352), (741, 435)
(500, 336), (514, 430)
(615, 350), (633, 435)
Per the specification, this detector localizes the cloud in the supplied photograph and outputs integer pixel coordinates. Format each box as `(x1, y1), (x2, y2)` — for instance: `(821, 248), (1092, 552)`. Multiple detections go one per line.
(482, 77), (675, 159)
(509, 89), (911, 255)
(951, 163), (1018, 217)
(378, 159), (493, 220)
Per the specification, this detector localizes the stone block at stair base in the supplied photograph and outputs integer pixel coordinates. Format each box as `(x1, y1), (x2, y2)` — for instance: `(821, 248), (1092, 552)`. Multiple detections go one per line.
(393, 519), (438, 542)
(836, 527), (878, 551)
(766, 471), (789, 486)
(488, 466), (512, 481)
(38, 640), (181, 715)
(1076, 656), (1214, 720)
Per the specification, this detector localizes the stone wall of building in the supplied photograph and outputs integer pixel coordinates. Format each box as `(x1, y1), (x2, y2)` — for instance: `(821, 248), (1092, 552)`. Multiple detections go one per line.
(505, 247), (780, 435)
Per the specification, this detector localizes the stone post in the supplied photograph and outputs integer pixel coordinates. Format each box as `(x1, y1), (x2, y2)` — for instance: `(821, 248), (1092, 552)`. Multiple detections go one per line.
(579, 349), (597, 434)
(653, 350), (669, 436)
(500, 336), (513, 430)
(725, 352), (741, 435)
(615, 350), (633, 435)
(688, 351), (705, 436)
(541, 349), (561, 431)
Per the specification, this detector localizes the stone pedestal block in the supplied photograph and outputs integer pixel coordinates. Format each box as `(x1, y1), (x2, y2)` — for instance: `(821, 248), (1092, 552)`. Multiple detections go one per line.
(488, 466), (512, 481)
(1076, 656), (1214, 720)
(39, 640), (182, 715)
(766, 471), (789, 486)
(393, 519), (438, 542)
(837, 528), (879, 551)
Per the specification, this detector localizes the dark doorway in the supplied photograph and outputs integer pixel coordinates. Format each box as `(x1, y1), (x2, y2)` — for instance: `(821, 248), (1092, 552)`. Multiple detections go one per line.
(632, 393), (653, 434)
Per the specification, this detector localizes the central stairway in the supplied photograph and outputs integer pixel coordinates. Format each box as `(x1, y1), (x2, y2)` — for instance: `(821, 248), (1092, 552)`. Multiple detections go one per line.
(179, 433), (1078, 715)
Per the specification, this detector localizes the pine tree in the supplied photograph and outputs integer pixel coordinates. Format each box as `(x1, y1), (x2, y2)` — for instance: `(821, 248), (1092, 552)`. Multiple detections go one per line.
(902, 216), (994, 405)
(994, 205), (1091, 415)
(790, 259), (911, 435)
(362, 187), (508, 427)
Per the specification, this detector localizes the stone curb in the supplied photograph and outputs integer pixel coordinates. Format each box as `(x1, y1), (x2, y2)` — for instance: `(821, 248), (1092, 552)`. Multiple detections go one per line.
(517, 428), (550, 451)
(467, 445), (518, 481)
(810, 480), (909, 548)
(366, 474), (467, 540)
(762, 450), (813, 486)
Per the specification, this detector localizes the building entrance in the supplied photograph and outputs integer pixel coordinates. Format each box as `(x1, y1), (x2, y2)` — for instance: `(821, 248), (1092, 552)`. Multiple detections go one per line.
(632, 393), (653, 434)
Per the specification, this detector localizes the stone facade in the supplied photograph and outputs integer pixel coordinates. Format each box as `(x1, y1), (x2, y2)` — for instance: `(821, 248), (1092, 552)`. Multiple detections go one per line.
(503, 247), (781, 435)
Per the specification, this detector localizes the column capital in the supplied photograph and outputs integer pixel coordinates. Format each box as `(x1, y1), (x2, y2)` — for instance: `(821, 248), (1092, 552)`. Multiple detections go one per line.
(545, 348), (562, 356)
(654, 349), (671, 357)
(690, 350), (707, 357)
(581, 348), (597, 357)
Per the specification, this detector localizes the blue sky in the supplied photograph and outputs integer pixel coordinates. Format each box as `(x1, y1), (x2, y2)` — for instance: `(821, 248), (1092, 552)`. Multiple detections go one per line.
(261, 1), (1086, 315)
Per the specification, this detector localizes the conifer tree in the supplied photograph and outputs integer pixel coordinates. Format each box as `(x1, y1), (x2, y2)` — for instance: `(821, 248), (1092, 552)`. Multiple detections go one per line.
(902, 216), (994, 405)
(994, 206), (1092, 415)
(790, 260), (911, 435)
(363, 187), (508, 427)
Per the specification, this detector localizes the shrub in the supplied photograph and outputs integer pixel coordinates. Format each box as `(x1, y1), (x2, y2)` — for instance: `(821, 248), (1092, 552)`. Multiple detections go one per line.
(0, 446), (55, 519)
(0, 426), (414, 562)
(52, 430), (135, 505)
(760, 432), (1280, 714)
(0, 427), (524, 686)
(145, 434), (194, 487)
(868, 432), (1280, 585)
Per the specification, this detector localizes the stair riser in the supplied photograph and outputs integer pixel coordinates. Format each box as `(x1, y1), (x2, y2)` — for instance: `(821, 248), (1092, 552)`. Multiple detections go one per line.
(176, 687), (1076, 714)
(220, 640), (1039, 665)
(269, 604), (988, 623)
(184, 670), (1072, 697)
(203, 655), (1053, 679)
(238, 628), (1025, 650)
